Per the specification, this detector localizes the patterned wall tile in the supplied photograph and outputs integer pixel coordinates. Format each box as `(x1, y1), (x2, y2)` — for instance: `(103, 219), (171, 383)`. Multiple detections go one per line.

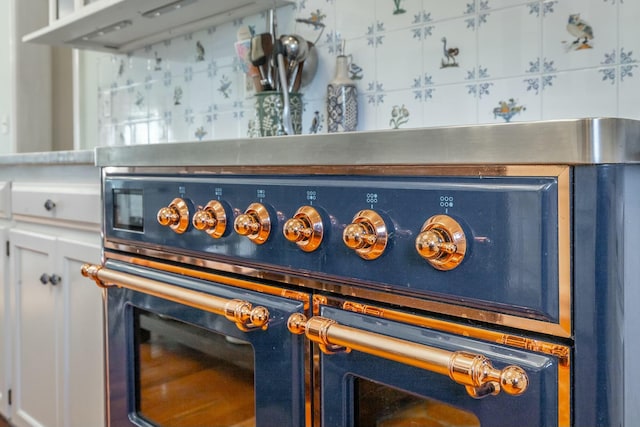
(477, 5), (540, 80)
(541, 68), (617, 119)
(478, 76), (540, 124)
(301, 97), (325, 134)
(619, 66), (640, 120)
(379, 90), (421, 130)
(376, 28), (420, 91)
(619, 1), (640, 74)
(424, 17), (476, 85)
(423, 83), (478, 126)
(423, 0), (476, 21)
(377, 0), (422, 31)
(148, 119), (167, 144)
(542, 0), (617, 72)
(487, 0), (532, 10)
(351, 93), (373, 132)
(336, 0), (370, 40)
(92, 0), (637, 146)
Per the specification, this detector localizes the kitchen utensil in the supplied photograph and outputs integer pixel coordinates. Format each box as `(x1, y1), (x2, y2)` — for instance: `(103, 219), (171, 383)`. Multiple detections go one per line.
(299, 41), (318, 89)
(275, 40), (294, 135)
(280, 34), (309, 93)
(236, 27), (262, 92)
(250, 34), (269, 90)
(250, 34), (273, 91)
(268, 8), (277, 90)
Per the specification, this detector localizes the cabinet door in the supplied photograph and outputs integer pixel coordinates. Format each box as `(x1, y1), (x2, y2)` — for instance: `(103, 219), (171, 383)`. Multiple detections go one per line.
(0, 224), (9, 419)
(57, 237), (104, 427)
(10, 229), (59, 427)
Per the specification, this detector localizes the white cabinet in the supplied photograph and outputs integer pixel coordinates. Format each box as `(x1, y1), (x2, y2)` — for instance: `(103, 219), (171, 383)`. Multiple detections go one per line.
(0, 180), (12, 419)
(23, 0), (290, 53)
(10, 229), (58, 427)
(6, 175), (104, 427)
(10, 229), (103, 427)
(0, 222), (10, 420)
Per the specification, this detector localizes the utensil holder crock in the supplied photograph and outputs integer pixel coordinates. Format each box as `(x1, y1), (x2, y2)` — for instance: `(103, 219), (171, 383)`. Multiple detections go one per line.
(253, 91), (303, 137)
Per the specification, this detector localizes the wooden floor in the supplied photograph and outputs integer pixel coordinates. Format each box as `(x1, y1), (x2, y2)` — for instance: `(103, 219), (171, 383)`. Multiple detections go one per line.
(138, 332), (256, 427)
(0, 415), (10, 427)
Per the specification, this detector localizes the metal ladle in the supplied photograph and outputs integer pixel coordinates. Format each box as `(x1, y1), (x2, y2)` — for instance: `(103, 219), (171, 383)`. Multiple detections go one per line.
(300, 41), (318, 89)
(280, 34), (309, 93)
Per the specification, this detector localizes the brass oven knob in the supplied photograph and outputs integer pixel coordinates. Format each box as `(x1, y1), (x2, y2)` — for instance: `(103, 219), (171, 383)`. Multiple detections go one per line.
(343, 209), (388, 260)
(283, 206), (324, 252)
(234, 203), (271, 244)
(192, 200), (227, 238)
(415, 215), (466, 270)
(157, 198), (190, 234)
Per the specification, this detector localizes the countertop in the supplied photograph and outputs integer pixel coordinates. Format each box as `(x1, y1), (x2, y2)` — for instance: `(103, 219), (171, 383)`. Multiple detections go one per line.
(0, 149), (94, 166)
(96, 118), (640, 168)
(5, 119), (639, 168)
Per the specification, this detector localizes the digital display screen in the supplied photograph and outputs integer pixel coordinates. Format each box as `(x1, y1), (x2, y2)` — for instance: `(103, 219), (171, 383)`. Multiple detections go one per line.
(113, 188), (143, 232)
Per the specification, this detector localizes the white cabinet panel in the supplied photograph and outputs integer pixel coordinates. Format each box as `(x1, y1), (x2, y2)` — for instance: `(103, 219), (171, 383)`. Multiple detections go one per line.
(58, 238), (103, 427)
(10, 229), (58, 427)
(9, 229), (103, 427)
(0, 224), (10, 419)
(0, 182), (11, 219)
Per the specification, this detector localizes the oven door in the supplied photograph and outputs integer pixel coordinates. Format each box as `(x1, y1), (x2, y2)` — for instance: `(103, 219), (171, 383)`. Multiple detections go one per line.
(84, 260), (307, 427)
(297, 306), (569, 427)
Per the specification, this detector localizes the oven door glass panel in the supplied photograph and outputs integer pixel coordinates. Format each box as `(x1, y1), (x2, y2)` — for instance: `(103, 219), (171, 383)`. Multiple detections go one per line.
(135, 310), (255, 427)
(355, 377), (479, 426)
(320, 306), (563, 427)
(105, 261), (307, 427)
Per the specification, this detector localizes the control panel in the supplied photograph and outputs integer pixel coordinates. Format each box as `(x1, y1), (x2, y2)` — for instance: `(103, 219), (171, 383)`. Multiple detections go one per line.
(105, 174), (560, 323)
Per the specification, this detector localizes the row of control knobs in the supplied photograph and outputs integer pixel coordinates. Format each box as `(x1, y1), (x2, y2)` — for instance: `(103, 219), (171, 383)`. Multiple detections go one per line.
(157, 198), (466, 270)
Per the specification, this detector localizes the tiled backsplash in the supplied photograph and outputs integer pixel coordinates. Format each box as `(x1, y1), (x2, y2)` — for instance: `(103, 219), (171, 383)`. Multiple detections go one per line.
(96, 0), (640, 145)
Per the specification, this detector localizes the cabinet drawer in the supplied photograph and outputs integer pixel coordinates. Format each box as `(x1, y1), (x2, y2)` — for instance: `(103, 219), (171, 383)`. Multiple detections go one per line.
(12, 183), (100, 225)
(0, 181), (10, 219)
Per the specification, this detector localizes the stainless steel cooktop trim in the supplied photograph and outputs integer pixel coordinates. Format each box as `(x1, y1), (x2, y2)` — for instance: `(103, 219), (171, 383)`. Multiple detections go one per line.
(95, 118), (640, 167)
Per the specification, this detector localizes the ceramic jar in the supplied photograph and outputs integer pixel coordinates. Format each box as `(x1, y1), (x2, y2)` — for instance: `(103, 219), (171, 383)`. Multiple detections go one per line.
(327, 55), (357, 133)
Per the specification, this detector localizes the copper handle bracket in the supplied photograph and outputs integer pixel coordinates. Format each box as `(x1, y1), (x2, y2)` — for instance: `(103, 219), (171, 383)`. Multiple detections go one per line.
(224, 299), (270, 331)
(288, 313), (349, 354)
(288, 313), (528, 399)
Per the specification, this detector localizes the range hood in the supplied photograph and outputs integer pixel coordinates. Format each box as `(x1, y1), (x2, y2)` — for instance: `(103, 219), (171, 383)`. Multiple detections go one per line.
(23, 0), (291, 53)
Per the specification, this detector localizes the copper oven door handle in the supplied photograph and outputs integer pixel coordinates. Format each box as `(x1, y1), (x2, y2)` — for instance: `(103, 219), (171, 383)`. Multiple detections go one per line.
(288, 314), (528, 399)
(81, 264), (269, 332)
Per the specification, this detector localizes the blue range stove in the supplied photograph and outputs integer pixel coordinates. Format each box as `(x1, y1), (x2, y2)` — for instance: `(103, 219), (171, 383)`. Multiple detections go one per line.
(82, 118), (640, 427)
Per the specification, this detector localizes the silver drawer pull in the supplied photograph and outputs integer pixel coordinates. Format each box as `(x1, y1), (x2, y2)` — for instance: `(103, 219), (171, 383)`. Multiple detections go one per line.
(81, 264), (269, 331)
(288, 313), (528, 399)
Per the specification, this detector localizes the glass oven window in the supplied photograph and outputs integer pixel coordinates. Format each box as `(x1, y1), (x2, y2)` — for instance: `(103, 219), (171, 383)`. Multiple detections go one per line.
(355, 377), (480, 427)
(134, 309), (256, 427)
